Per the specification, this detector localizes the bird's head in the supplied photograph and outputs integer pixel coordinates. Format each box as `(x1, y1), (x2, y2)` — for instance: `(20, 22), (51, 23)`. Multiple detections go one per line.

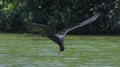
(60, 46), (65, 52)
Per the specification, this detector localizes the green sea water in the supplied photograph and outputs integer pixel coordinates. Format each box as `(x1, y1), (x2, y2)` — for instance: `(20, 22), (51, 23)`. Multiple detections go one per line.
(0, 34), (120, 67)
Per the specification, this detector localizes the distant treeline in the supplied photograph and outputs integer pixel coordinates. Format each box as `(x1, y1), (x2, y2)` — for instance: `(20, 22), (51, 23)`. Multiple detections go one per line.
(0, 0), (120, 34)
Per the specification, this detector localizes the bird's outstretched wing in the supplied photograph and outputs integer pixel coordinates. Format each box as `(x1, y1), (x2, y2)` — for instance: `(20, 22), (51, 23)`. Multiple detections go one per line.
(56, 12), (101, 36)
(23, 22), (54, 36)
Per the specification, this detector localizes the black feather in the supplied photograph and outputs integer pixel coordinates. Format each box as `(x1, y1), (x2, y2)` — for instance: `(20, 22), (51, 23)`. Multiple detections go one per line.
(20, 12), (101, 52)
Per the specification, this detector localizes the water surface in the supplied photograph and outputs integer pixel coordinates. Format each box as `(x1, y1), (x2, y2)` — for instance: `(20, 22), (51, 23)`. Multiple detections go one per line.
(0, 34), (120, 67)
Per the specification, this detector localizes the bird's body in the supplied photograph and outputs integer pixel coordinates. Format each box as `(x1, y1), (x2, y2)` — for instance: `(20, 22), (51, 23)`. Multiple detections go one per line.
(23, 22), (65, 51)
(21, 13), (101, 55)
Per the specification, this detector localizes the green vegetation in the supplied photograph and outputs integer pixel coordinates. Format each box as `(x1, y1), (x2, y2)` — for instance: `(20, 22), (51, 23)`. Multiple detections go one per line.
(0, 0), (119, 67)
(0, 34), (120, 67)
(0, 0), (119, 34)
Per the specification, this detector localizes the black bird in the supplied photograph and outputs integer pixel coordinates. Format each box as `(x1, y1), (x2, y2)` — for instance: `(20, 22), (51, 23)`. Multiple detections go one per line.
(21, 13), (101, 55)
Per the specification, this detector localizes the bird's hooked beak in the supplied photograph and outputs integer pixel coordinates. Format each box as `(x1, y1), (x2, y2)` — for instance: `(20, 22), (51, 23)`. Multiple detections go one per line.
(57, 45), (65, 56)
(57, 48), (61, 56)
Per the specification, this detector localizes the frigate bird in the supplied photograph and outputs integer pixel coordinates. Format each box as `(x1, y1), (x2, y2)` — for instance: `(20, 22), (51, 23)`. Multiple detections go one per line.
(21, 13), (101, 55)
